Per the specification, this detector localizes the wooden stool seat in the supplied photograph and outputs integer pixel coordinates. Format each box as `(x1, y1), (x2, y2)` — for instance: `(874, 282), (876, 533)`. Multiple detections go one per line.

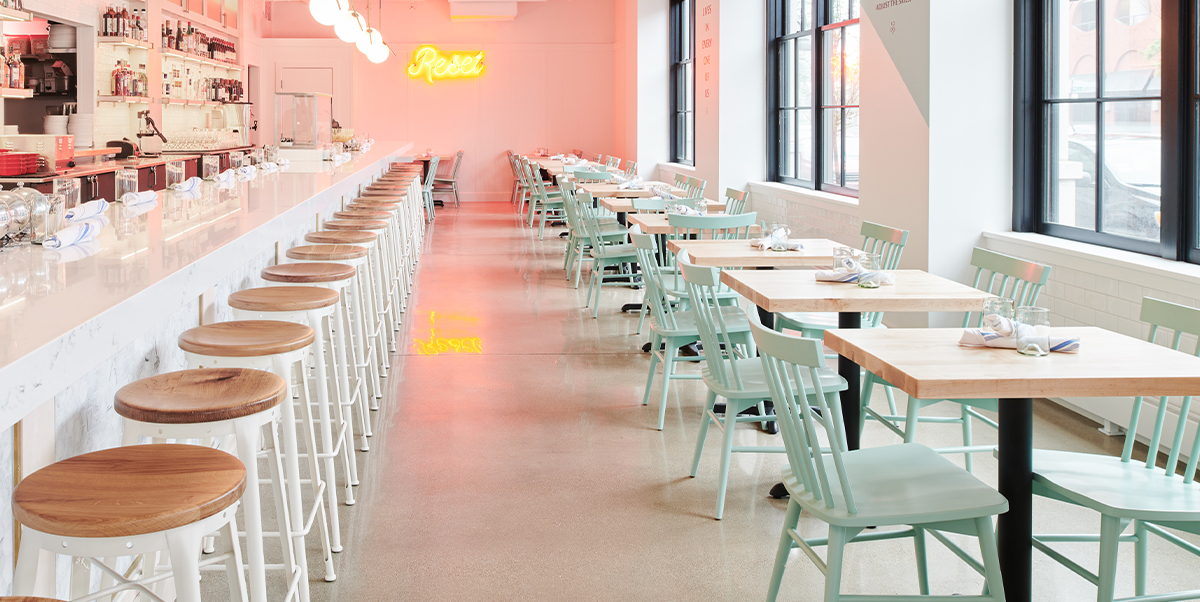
(116, 367), (287, 424)
(360, 191), (406, 198)
(303, 231), (378, 246)
(13, 444), (246, 538)
(323, 219), (387, 231)
(229, 286), (340, 312)
(354, 195), (405, 202)
(334, 210), (391, 220)
(179, 321), (316, 357)
(348, 202), (399, 211)
(286, 244), (368, 261)
(262, 262), (356, 283)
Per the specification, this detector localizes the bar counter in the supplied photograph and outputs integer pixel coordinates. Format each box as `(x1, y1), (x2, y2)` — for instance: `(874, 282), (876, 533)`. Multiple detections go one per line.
(0, 141), (413, 431)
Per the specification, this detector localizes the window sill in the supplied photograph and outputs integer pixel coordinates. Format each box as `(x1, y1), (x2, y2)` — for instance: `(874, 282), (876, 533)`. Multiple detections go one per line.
(984, 231), (1200, 287)
(659, 162), (696, 173)
(748, 181), (860, 208)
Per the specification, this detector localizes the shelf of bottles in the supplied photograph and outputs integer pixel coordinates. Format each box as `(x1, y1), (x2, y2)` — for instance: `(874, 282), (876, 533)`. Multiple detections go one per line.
(160, 21), (239, 70)
(99, 6), (150, 44)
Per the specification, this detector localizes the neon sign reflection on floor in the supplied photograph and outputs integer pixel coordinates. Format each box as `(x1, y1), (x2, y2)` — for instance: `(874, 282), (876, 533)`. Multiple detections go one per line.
(412, 311), (483, 355)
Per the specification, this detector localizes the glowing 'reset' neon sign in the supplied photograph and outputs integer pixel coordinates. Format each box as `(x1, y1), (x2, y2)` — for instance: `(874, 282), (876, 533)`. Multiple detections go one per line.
(407, 45), (485, 83)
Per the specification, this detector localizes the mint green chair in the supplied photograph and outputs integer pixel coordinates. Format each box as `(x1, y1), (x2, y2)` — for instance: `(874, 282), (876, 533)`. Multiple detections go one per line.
(680, 255), (827, 520)
(865, 247), (1051, 473)
(632, 198), (669, 213)
(573, 170), (614, 183)
(561, 181), (626, 289)
(724, 188), (748, 215)
(525, 159), (564, 240)
(606, 156), (621, 169)
(625, 160), (638, 177)
(666, 212), (757, 241)
(521, 157), (555, 228)
(673, 173), (689, 192)
(580, 191), (638, 318)
(751, 319), (1009, 602)
(687, 176), (707, 198)
(1032, 297), (1200, 602)
(632, 230), (717, 430)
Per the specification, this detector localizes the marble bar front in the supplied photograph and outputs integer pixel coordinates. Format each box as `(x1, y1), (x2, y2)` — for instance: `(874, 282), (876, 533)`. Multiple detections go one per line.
(0, 142), (412, 593)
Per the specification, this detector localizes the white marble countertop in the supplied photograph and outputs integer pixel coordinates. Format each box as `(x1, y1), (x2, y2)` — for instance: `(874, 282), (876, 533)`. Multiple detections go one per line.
(0, 142), (413, 430)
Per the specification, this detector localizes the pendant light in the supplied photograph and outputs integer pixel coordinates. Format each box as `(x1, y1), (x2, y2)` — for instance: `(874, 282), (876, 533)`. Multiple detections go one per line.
(358, 0), (389, 64)
(366, 41), (390, 64)
(308, 0), (342, 26)
(334, 6), (368, 44)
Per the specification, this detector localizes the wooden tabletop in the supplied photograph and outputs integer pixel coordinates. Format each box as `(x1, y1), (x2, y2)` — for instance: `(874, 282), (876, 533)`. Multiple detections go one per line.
(824, 327), (1200, 400)
(628, 213), (762, 236)
(598, 197), (727, 213)
(537, 160), (605, 175)
(720, 269), (993, 313)
(579, 182), (686, 199)
(668, 238), (841, 268)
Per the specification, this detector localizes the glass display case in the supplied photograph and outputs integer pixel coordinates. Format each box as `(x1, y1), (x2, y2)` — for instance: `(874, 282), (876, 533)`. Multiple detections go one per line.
(275, 92), (332, 149)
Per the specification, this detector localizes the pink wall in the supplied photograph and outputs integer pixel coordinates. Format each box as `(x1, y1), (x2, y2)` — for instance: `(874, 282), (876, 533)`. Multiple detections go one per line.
(262, 0), (619, 201)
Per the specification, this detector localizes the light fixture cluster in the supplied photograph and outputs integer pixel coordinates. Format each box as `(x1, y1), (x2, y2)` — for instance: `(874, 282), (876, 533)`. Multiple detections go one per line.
(308, 0), (392, 64)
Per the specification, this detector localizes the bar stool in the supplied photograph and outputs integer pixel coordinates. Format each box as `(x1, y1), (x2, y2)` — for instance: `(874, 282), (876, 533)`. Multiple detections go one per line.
(353, 195), (424, 262)
(115, 367), (302, 602)
(333, 209), (408, 306)
(286, 243), (388, 397)
(13, 445), (248, 602)
(263, 261), (375, 449)
(321, 220), (398, 354)
(227, 287), (355, 556)
(346, 201), (415, 290)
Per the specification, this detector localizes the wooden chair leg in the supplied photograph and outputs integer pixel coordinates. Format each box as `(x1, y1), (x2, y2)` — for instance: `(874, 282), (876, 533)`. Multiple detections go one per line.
(913, 527), (930, 595)
(976, 516), (1006, 602)
(1134, 520), (1149, 597)
(657, 343), (678, 430)
(715, 399), (740, 520)
(642, 333), (662, 406)
(824, 526), (853, 602)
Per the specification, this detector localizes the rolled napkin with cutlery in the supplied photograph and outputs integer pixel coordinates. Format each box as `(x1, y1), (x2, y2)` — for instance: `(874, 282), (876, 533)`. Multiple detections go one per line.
(673, 205), (704, 216)
(120, 190), (158, 205)
(237, 165), (257, 177)
(276, 158), (290, 166)
(260, 161), (278, 172)
(42, 215), (109, 249)
(121, 199), (157, 219)
(44, 240), (100, 263)
(65, 199), (109, 222)
(651, 186), (678, 200)
(750, 228), (805, 252)
(213, 168), (236, 183)
(813, 269), (896, 285)
(959, 315), (1080, 353)
(173, 176), (202, 192)
(175, 190), (202, 201)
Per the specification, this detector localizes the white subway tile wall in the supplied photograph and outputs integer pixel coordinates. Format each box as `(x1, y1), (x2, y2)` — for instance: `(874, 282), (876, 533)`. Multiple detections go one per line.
(746, 183), (862, 246)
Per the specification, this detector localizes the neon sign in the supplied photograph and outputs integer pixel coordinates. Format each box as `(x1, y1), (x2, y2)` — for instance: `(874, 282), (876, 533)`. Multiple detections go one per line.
(407, 45), (486, 83)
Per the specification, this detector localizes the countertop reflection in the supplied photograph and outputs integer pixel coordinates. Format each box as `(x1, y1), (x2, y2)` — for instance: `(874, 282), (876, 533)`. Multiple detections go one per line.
(0, 142), (412, 428)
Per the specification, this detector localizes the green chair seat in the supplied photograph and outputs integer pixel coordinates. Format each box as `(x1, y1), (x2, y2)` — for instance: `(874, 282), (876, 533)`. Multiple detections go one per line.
(1033, 449), (1200, 521)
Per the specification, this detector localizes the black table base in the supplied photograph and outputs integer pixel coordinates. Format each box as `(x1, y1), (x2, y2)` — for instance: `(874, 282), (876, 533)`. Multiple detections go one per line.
(998, 397), (1033, 602)
(838, 312), (862, 450)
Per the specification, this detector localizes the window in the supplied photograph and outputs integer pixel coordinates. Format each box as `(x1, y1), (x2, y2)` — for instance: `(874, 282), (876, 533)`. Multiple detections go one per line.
(768, 0), (859, 195)
(670, 0), (694, 166)
(1017, 0), (1178, 258)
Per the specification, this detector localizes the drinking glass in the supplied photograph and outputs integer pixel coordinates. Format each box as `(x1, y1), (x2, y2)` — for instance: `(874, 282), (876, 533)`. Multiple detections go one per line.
(166, 161), (186, 188)
(833, 246), (857, 271)
(203, 155), (220, 179)
(53, 177), (79, 210)
(857, 253), (882, 289)
(981, 298), (1015, 332)
(695, 197), (708, 215)
(770, 223), (792, 251)
(230, 151), (244, 168)
(1015, 306), (1051, 357)
(116, 169), (138, 200)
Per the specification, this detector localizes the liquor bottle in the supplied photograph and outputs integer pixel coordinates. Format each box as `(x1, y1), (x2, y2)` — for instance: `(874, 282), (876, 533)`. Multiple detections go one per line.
(176, 21), (183, 50)
(162, 72), (170, 98)
(137, 64), (147, 98)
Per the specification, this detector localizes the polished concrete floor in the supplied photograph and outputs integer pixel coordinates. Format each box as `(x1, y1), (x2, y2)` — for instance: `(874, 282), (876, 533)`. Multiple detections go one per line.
(311, 202), (1197, 601)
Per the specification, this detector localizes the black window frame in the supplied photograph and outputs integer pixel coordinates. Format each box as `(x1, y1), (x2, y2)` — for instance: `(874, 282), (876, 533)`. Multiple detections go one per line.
(767, 0), (860, 197)
(670, 0), (695, 166)
(1016, 0), (1196, 262)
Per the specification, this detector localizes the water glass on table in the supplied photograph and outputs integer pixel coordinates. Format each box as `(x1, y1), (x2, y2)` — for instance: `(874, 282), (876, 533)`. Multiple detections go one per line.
(833, 245), (857, 271)
(770, 223), (791, 252)
(981, 297), (1015, 331)
(857, 253), (883, 288)
(1015, 306), (1051, 357)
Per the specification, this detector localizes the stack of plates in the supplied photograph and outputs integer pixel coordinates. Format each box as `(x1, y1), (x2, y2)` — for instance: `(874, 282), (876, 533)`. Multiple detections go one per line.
(48, 25), (75, 49)
(3, 125), (17, 135)
(68, 113), (92, 148)
(44, 115), (69, 136)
